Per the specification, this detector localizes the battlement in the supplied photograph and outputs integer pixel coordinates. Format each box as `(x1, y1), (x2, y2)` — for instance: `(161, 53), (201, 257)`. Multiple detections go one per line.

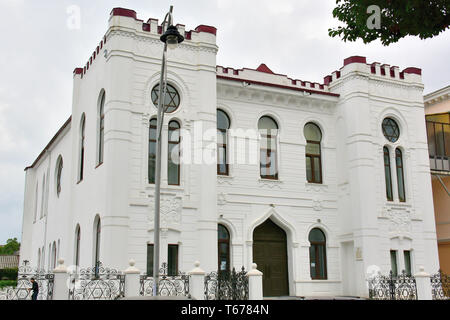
(217, 64), (339, 98)
(73, 7), (217, 79)
(324, 56), (423, 86)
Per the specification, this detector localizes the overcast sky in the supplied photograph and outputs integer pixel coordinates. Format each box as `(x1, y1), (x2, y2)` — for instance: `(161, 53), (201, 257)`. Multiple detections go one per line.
(0, 0), (449, 244)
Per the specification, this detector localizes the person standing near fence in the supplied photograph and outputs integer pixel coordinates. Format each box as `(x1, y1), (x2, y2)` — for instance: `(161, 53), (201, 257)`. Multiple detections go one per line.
(28, 278), (39, 300)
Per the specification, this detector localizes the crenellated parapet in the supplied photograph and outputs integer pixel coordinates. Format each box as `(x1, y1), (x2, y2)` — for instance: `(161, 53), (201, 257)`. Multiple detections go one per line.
(217, 63), (339, 98)
(324, 56), (423, 88)
(73, 7), (217, 79)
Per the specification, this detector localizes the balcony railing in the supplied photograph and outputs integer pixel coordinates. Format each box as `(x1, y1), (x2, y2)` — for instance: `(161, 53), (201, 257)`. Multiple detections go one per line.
(426, 120), (450, 172)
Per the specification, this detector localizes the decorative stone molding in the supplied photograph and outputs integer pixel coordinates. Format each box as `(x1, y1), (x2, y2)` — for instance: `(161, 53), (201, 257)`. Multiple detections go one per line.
(380, 204), (413, 239)
(312, 198), (323, 211)
(305, 183), (329, 193)
(148, 196), (182, 230)
(258, 179), (283, 189)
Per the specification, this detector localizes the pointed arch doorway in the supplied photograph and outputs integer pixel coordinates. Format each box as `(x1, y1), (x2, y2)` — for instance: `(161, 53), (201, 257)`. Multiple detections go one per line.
(253, 219), (289, 297)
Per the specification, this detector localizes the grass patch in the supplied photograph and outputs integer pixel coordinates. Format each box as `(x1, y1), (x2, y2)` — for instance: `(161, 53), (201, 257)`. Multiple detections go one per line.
(0, 280), (17, 289)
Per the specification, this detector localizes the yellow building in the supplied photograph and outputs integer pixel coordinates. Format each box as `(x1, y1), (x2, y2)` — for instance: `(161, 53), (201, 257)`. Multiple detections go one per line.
(424, 85), (450, 274)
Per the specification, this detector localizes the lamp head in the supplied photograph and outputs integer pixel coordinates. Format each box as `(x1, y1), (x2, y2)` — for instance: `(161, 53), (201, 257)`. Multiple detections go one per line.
(160, 25), (184, 49)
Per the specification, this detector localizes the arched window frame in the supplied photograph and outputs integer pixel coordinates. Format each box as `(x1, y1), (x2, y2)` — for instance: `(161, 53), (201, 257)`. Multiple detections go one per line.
(34, 182), (38, 223)
(168, 120), (181, 186)
(383, 146), (394, 201)
(97, 91), (105, 166)
(148, 118), (157, 184)
(258, 116), (279, 180)
(51, 241), (57, 270)
(78, 114), (86, 182)
(40, 175), (45, 219)
(308, 228), (327, 280)
(304, 122), (323, 184)
(217, 109), (231, 176)
(93, 216), (101, 272)
(74, 225), (81, 268)
(218, 224), (231, 273)
(395, 148), (406, 202)
(55, 156), (63, 197)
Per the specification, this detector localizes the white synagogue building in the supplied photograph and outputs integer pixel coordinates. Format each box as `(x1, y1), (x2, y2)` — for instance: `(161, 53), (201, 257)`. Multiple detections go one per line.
(19, 8), (440, 298)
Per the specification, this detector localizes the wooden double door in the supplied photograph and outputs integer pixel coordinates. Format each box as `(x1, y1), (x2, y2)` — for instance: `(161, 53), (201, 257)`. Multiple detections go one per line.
(253, 219), (289, 297)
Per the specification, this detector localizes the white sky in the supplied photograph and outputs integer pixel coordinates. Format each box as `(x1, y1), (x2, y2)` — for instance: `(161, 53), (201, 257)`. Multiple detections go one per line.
(0, 0), (449, 244)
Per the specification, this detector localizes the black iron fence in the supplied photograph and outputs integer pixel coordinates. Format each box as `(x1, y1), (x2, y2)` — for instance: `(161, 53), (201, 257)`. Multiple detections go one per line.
(0, 263), (53, 300)
(69, 262), (125, 300)
(368, 270), (417, 300)
(204, 267), (249, 300)
(140, 263), (190, 297)
(430, 270), (450, 300)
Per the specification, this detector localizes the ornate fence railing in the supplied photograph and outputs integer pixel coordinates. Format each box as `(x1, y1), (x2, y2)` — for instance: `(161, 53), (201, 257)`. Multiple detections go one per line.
(68, 262), (125, 300)
(430, 270), (450, 300)
(140, 263), (190, 297)
(0, 263), (54, 300)
(368, 270), (417, 300)
(204, 267), (249, 300)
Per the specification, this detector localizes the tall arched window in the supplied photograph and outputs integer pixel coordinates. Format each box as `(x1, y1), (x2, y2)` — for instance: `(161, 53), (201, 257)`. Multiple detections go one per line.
(218, 224), (230, 273)
(309, 228), (327, 280)
(56, 156), (63, 197)
(75, 225), (81, 268)
(37, 248), (41, 270)
(78, 114), (86, 182)
(168, 120), (180, 185)
(34, 182), (38, 222)
(41, 247), (45, 271)
(383, 147), (393, 201)
(396, 148), (406, 202)
(51, 241), (57, 270)
(40, 176), (45, 219)
(304, 123), (322, 184)
(217, 110), (230, 175)
(93, 216), (101, 272)
(148, 118), (157, 184)
(258, 116), (278, 179)
(97, 91), (105, 165)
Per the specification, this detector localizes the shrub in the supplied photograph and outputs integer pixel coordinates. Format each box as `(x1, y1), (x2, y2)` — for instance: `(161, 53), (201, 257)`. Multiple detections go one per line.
(0, 280), (17, 289)
(0, 268), (18, 280)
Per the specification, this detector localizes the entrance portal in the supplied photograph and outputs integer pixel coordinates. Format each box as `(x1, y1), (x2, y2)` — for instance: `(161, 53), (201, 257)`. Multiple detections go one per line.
(253, 219), (289, 297)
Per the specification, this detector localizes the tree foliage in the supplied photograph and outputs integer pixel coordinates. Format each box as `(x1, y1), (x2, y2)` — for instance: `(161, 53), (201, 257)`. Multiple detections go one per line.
(329, 0), (450, 45)
(0, 238), (20, 255)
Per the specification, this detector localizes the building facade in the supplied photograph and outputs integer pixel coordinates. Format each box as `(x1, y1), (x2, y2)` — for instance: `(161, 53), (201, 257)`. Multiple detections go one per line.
(19, 8), (440, 298)
(424, 86), (450, 274)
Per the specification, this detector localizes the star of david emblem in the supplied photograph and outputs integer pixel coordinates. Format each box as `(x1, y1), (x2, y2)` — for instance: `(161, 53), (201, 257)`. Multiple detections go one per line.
(382, 118), (400, 142)
(151, 84), (180, 113)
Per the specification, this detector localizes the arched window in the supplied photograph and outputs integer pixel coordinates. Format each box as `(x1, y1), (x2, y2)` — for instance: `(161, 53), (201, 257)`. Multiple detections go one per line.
(97, 91), (105, 165)
(41, 247), (45, 271)
(37, 248), (41, 271)
(309, 228), (327, 280)
(148, 118), (157, 184)
(396, 148), (406, 202)
(382, 118), (400, 143)
(40, 176), (45, 219)
(258, 116), (278, 179)
(93, 217), (101, 272)
(217, 110), (230, 175)
(56, 156), (63, 197)
(34, 182), (38, 222)
(52, 241), (57, 270)
(383, 147), (393, 201)
(78, 114), (86, 182)
(218, 224), (230, 273)
(168, 120), (180, 185)
(75, 225), (81, 268)
(304, 123), (322, 184)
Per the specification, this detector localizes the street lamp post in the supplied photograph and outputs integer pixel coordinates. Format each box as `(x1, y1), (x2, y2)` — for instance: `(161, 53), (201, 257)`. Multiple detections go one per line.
(153, 6), (184, 297)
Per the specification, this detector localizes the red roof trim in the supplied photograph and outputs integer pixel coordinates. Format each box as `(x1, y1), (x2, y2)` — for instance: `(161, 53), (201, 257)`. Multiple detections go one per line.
(403, 67), (422, 75)
(25, 117), (72, 170)
(195, 25), (217, 35)
(217, 75), (339, 97)
(343, 56), (367, 66)
(256, 63), (274, 74)
(110, 8), (137, 19)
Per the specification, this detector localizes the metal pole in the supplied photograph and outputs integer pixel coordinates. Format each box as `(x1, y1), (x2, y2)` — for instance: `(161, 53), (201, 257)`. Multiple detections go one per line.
(153, 6), (173, 297)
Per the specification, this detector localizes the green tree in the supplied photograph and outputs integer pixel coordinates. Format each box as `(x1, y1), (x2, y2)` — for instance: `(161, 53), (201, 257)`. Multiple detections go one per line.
(328, 0), (450, 46)
(0, 238), (20, 255)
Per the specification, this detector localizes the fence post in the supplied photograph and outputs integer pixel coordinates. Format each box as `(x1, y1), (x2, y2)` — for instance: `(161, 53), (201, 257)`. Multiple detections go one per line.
(188, 261), (205, 300)
(246, 263), (263, 300)
(52, 258), (70, 300)
(414, 266), (432, 300)
(124, 259), (141, 298)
